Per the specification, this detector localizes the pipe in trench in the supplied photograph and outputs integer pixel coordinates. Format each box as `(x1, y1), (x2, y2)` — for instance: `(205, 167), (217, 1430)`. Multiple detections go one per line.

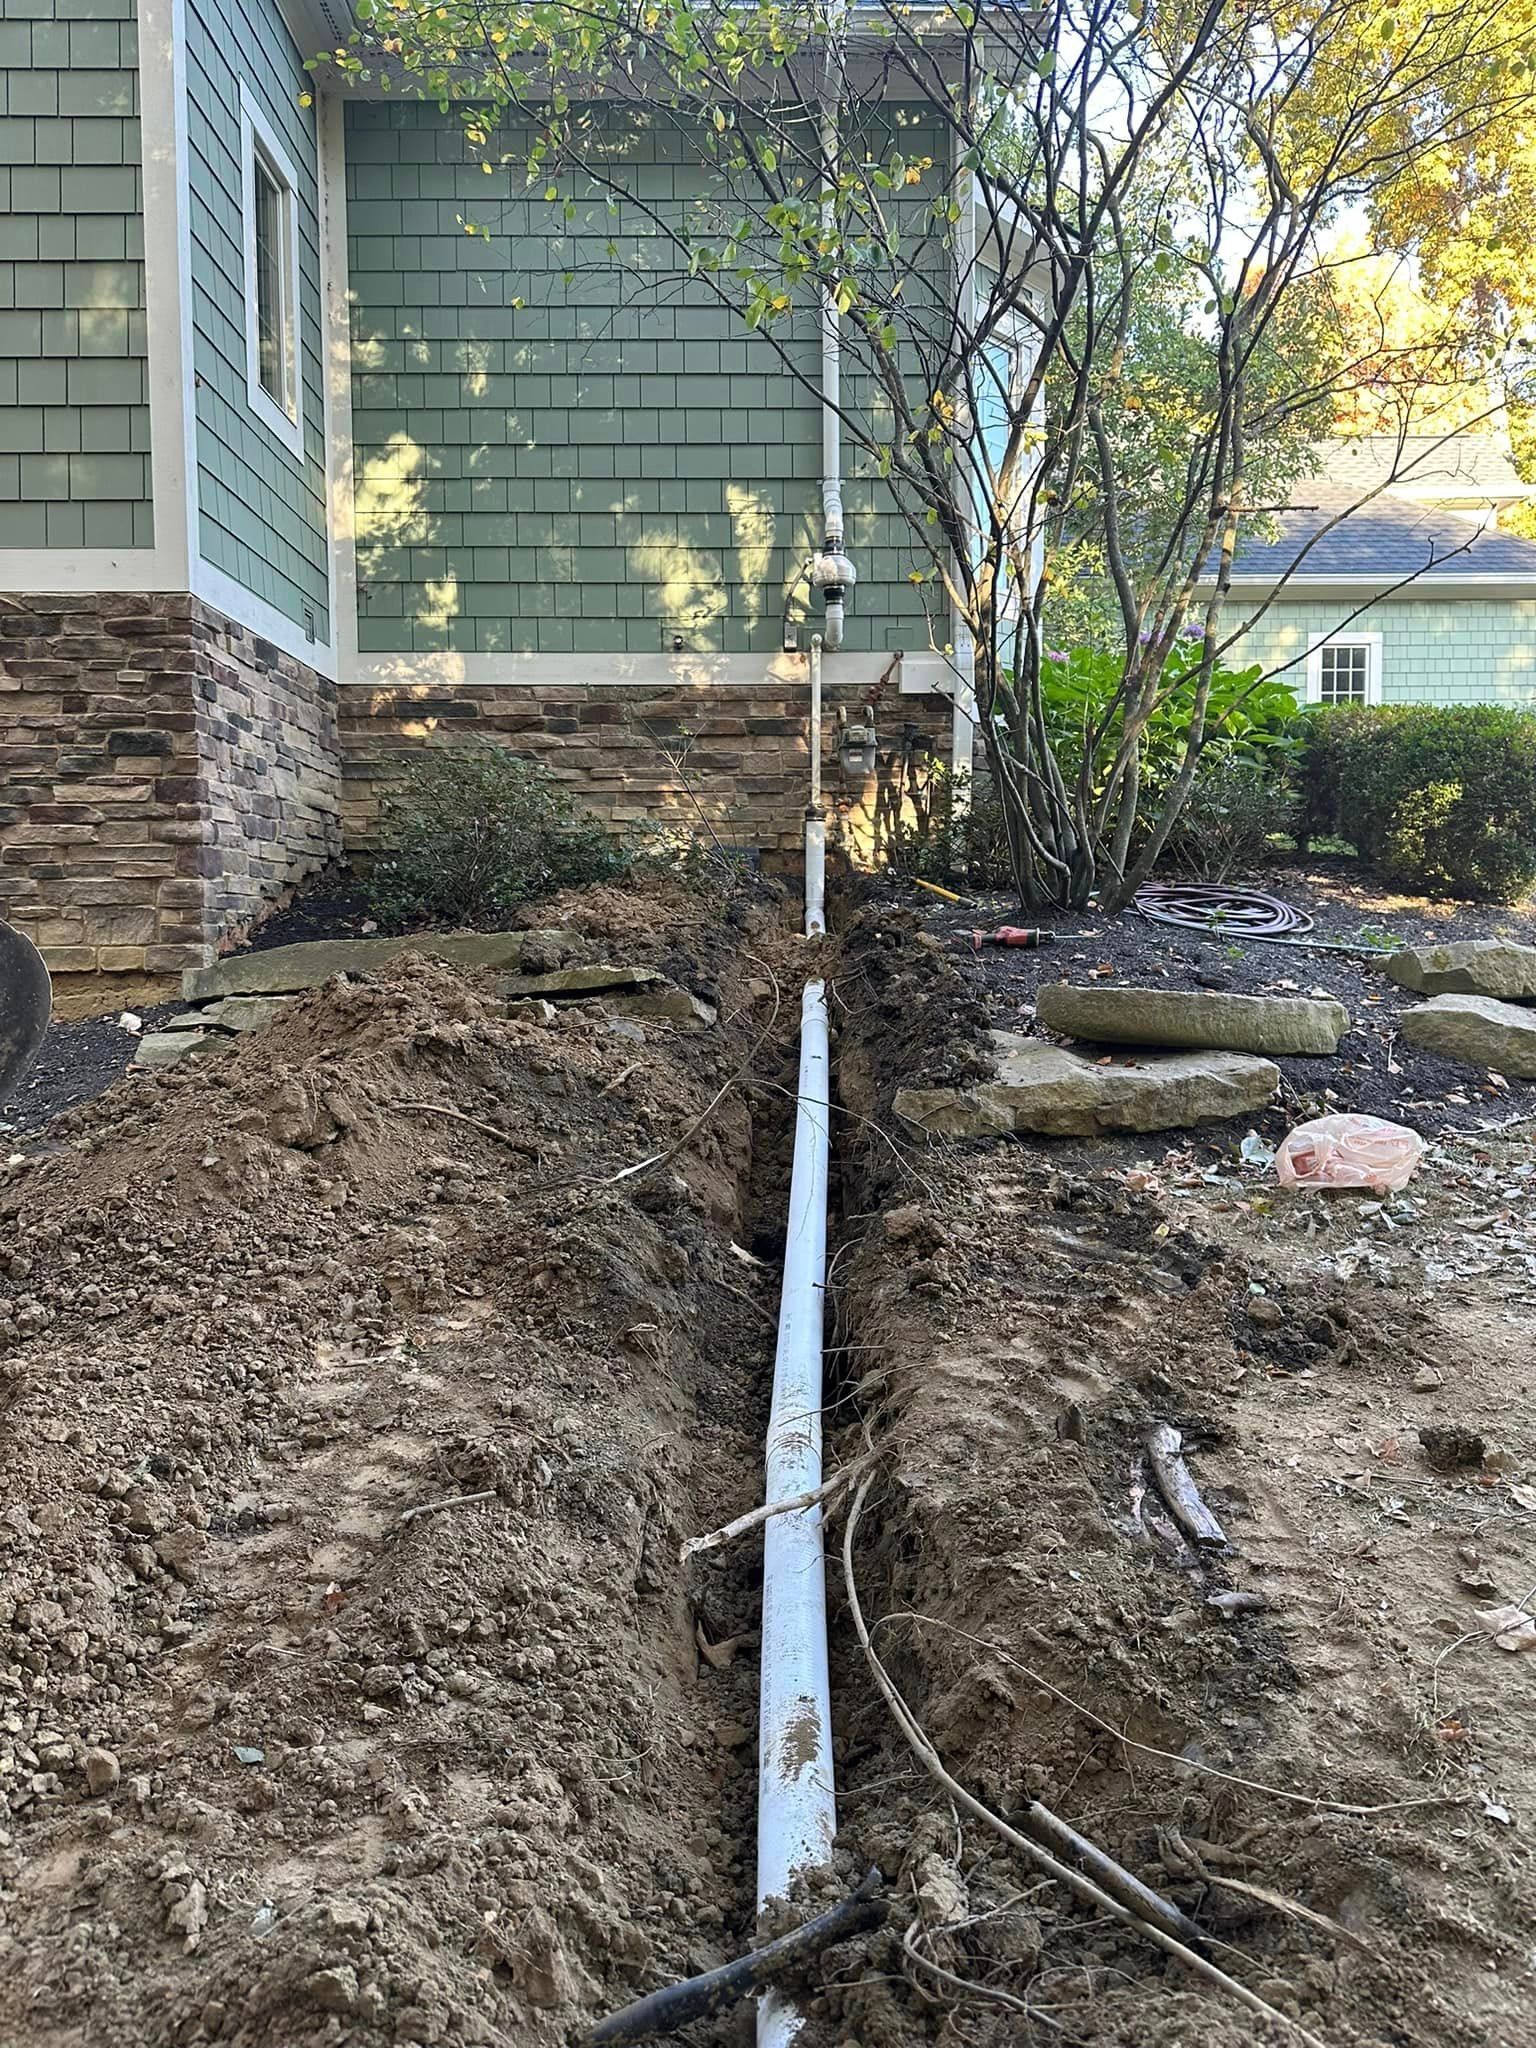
(755, 640), (835, 2044)
(755, 977), (833, 2048)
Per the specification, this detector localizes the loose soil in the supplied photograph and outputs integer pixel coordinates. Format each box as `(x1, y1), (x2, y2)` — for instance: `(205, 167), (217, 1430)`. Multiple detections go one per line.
(803, 903), (1536, 2048)
(5, 860), (1535, 2048)
(0, 878), (800, 2048)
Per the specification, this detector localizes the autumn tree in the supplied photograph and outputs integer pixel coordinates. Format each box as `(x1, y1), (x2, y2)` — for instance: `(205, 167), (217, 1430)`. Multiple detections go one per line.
(323, 0), (1536, 910)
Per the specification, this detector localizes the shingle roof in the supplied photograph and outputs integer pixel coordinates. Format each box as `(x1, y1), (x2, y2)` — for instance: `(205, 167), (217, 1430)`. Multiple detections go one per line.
(1228, 473), (1536, 589)
(1321, 434), (1530, 498)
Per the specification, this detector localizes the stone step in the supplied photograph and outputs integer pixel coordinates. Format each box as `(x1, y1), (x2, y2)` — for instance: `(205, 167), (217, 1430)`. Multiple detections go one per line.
(182, 930), (576, 1001)
(895, 1032), (1280, 1138)
(1037, 982), (1348, 1057)
(1397, 992), (1536, 1077)
(1386, 939), (1536, 1001)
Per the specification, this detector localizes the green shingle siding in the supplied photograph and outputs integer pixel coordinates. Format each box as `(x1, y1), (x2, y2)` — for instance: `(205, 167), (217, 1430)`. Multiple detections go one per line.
(1232, 597), (1536, 707)
(345, 101), (938, 657)
(0, 0), (149, 546)
(186, 0), (329, 639)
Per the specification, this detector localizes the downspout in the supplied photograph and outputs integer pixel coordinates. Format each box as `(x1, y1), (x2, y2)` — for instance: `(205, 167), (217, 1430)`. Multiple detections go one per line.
(757, 652), (835, 2045)
(811, 0), (855, 650)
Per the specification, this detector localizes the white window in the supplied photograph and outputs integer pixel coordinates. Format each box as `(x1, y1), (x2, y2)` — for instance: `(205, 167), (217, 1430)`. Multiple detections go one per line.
(1305, 632), (1382, 707)
(239, 85), (304, 460)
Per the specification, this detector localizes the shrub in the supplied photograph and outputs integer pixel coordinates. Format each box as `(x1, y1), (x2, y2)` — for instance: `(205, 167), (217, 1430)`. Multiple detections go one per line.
(881, 764), (1015, 888)
(1162, 760), (1297, 882)
(368, 741), (629, 928)
(1037, 641), (1301, 798)
(1295, 705), (1536, 901)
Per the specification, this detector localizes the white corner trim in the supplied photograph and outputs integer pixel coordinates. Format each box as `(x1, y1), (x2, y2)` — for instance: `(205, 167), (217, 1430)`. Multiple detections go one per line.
(238, 82), (306, 464)
(191, 554), (339, 677)
(1304, 629), (1382, 707)
(319, 90), (358, 678)
(344, 648), (954, 693)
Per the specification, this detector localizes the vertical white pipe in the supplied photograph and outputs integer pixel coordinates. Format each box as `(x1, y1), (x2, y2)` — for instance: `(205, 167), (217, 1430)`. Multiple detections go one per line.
(808, 634), (824, 814)
(819, 11), (846, 557)
(756, 977), (833, 2048)
(805, 635), (825, 936)
(803, 818), (826, 940)
(949, 112), (978, 798)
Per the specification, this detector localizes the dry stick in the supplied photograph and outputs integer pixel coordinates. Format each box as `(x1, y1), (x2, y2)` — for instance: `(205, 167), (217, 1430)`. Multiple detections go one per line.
(679, 1458), (869, 1563)
(1146, 1422), (1229, 1549)
(397, 1101), (527, 1148)
(890, 1611), (1465, 1819)
(841, 1477), (1328, 2048)
(397, 1489), (496, 1528)
(1197, 1871), (1380, 1960)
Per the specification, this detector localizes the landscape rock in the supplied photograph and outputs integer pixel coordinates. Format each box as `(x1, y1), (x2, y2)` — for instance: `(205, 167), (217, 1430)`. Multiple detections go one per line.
(604, 986), (717, 1030)
(1397, 993), (1536, 1077)
(1386, 939), (1536, 1000)
(83, 1747), (119, 1795)
(132, 1029), (229, 1069)
(1037, 983), (1348, 1056)
(161, 994), (291, 1037)
(182, 930), (577, 1001)
(894, 1033), (1281, 1138)
(496, 963), (668, 1000)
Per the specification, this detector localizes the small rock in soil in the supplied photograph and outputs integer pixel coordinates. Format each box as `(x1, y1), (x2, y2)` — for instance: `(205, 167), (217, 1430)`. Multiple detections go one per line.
(1419, 1424), (1486, 1471)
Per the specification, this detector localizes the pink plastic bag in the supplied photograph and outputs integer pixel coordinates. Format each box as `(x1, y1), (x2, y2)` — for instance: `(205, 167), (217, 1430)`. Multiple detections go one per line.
(1274, 1113), (1424, 1193)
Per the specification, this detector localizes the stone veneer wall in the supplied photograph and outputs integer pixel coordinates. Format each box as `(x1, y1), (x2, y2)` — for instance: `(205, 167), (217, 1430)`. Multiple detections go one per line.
(337, 675), (956, 867)
(0, 593), (340, 974)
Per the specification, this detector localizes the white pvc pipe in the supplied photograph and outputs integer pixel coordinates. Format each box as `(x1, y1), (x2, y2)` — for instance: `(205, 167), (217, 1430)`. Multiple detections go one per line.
(756, 976), (834, 2048)
(803, 816), (826, 940)
(805, 635), (825, 937)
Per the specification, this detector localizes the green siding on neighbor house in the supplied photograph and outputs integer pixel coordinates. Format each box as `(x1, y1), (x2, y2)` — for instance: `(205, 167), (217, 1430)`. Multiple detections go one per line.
(186, 0), (329, 639)
(345, 101), (939, 657)
(0, 0), (150, 551)
(1230, 598), (1536, 706)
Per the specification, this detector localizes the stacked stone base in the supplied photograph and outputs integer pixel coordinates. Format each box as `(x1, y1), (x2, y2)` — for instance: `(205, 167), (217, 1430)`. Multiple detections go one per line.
(0, 594), (341, 975)
(338, 675), (955, 869)
(2, 603), (954, 977)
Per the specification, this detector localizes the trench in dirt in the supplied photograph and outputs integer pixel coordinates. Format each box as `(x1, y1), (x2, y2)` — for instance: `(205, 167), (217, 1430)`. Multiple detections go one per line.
(0, 880), (819, 2048)
(4, 880), (1534, 2048)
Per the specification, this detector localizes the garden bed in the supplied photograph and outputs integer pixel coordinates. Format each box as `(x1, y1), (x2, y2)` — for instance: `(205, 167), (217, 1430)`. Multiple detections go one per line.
(915, 853), (1536, 1140)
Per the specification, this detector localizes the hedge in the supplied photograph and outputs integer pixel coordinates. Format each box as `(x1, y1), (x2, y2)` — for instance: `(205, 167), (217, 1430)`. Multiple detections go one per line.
(1294, 704), (1536, 901)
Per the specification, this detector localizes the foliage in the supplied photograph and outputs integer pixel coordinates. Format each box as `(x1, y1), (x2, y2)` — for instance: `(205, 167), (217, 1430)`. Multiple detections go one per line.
(1295, 706), (1536, 901)
(1037, 640), (1299, 792)
(368, 742), (629, 929)
(321, 0), (1536, 911)
(1160, 763), (1297, 883)
(881, 766), (1014, 891)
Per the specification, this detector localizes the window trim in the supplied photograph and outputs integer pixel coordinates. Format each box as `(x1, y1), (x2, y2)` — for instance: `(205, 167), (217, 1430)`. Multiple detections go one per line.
(1305, 630), (1382, 707)
(239, 83), (304, 462)
(972, 302), (1042, 606)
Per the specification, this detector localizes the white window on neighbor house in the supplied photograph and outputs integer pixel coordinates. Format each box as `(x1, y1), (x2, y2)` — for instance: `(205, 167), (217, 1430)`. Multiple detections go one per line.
(1305, 633), (1382, 707)
(239, 85), (304, 460)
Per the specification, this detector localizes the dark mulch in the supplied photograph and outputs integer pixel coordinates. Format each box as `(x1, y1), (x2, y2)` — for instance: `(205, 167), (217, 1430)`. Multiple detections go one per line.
(1, 1002), (177, 1140)
(913, 853), (1536, 1140)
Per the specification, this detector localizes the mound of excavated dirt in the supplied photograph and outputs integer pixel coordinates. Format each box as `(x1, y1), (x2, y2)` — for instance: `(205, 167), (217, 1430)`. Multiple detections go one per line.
(814, 911), (1536, 2048)
(0, 895), (797, 2048)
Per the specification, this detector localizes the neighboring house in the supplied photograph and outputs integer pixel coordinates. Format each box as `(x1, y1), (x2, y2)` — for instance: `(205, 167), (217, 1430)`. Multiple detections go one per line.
(0, 0), (1019, 975)
(1222, 434), (1536, 708)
